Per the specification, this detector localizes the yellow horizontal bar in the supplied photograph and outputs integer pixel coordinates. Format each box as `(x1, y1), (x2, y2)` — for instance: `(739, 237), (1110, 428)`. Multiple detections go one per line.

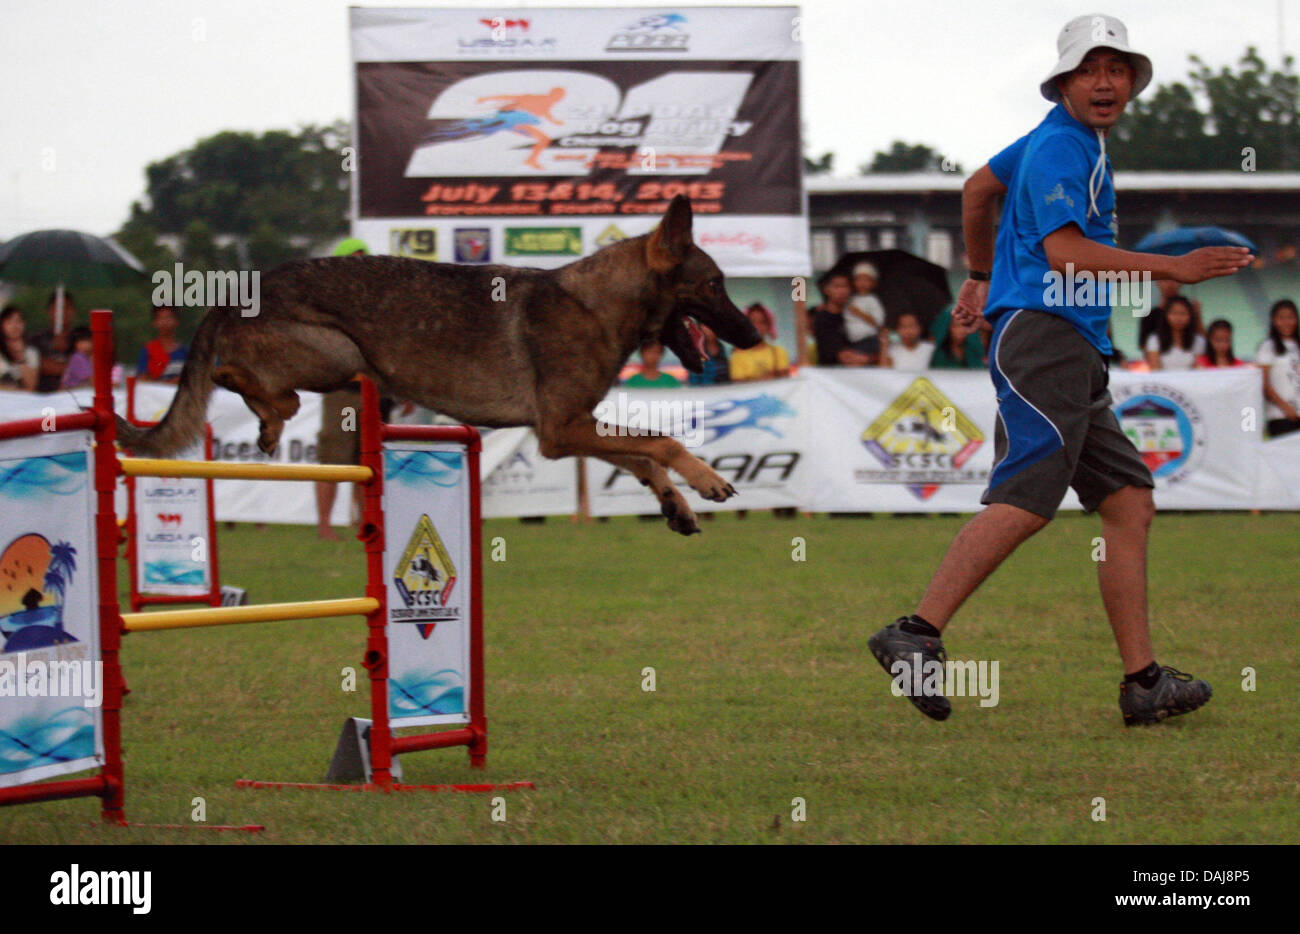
(122, 597), (379, 633)
(121, 457), (372, 483)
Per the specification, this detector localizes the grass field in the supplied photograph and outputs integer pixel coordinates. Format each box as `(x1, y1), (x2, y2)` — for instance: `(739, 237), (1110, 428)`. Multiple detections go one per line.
(3, 511), (1297, 844)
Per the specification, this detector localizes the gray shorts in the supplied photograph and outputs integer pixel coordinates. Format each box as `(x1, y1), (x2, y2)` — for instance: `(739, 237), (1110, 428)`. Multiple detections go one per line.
(981, 309), (1153, 519)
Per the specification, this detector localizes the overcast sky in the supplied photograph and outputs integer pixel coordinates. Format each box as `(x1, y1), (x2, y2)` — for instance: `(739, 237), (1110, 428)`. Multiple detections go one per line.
(1, 0), (1292, 240)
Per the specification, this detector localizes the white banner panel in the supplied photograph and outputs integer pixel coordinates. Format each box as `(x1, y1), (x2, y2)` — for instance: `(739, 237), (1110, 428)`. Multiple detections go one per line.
(382, 442), (472, 727)
(480, 428), (579, 518)
(802, 368), (998, 513)
(350, 7), (802, 63)
(1108, 369), (1261, 510)
(134, 441), (211, 597)
(585, 377), (810, 514)
(1255, 431), (1300, 509)
(0, 430), (103, 788)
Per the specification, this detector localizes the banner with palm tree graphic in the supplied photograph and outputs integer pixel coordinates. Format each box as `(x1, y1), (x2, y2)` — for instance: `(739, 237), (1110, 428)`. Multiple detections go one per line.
(0, 431), (103, 788)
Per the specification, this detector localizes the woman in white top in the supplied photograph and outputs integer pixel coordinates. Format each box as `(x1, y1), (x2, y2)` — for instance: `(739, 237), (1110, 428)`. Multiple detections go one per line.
(0, 306), (40, 391)
(1143, 296), (1205, 370)
(880, 311), (935, 372)
(1255, 298), (1300, 437)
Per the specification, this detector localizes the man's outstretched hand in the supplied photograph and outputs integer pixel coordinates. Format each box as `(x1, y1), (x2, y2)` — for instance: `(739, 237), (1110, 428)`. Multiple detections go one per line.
(953, 277), (989, 328)
(1172, 247), (1254, 284)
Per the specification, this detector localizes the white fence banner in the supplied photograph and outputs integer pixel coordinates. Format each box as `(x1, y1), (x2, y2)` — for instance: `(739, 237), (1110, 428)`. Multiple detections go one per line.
(382, 442), (472, 727)
(0, 430), (104, 788)
(584, 378), (811, 514)
(0, 365), (1290, 520)
(134, 441), (212, 596)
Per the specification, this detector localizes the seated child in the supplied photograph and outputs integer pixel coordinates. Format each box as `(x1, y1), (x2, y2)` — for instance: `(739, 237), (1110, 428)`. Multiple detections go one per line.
(59, 326), (94, 389)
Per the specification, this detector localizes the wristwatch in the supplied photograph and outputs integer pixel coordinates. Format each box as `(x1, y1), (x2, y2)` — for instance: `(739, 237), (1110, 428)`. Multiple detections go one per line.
(968, 270), (991, 281)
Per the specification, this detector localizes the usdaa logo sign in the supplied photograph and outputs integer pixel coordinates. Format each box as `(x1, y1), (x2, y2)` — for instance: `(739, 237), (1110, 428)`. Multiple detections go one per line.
(1111, 384), (1207, 485)
(392, 514), (459, 638)
(859, 378), (986, 500)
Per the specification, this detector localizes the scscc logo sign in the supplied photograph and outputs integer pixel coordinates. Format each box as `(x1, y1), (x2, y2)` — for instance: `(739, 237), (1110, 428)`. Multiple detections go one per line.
(606, 13), (690, 52)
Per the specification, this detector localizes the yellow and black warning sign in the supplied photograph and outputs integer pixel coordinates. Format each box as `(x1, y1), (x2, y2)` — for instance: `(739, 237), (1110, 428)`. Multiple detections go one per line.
(391, 514), (459, 624)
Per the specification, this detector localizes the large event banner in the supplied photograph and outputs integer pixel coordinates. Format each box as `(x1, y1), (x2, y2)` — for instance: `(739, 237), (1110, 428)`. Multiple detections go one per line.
(382, 442), (472, 727)
(350, 6), (808, 276)
(0, 430), (104, 789)
(584, 377), (811, 514)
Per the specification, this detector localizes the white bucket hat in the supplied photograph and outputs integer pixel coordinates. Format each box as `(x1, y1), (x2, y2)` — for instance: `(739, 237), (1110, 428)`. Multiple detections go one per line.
(1040, 14), (1153, 102)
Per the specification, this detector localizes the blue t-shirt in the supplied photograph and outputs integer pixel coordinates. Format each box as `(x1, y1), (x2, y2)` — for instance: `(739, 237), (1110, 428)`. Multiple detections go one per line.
(985, 104), (1117, 355)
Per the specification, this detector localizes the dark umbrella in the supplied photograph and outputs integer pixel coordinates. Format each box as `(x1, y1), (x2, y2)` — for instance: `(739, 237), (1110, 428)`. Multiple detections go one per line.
(0, 229), (147, 331)
(823, 249), (953, 328)
(1134, 226), (1257, 256)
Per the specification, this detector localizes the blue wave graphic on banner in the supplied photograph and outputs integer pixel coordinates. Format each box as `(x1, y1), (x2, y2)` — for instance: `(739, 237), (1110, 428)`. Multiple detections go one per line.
(390, 668), (465, 718)
(0, 707), (95, 775)
(0, 453), (88, 501)
(690, 394), (798, 444)
(143, 561), (205, 586)
(384, 450), (462, 488)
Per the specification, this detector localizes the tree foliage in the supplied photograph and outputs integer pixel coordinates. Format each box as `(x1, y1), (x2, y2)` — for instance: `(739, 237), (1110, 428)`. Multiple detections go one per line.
(1113, 47), (1300, 170)
(128, 122), (350, 243)
(861, 141), (961, 174)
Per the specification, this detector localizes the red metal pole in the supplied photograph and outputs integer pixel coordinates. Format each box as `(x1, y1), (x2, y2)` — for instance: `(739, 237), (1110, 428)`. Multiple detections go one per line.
(466, 428), (486, 768)
(91, 309), (126, 823)
(358, 378), (392, 787)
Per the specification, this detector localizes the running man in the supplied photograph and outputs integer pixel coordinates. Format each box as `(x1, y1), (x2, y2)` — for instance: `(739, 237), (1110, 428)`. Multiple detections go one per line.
(421, 88), (565, 170)
(868, 15), (1252, 726)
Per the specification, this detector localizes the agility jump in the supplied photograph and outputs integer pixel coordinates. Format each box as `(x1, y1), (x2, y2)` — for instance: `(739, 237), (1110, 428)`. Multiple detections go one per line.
(0, 310), (529, 829)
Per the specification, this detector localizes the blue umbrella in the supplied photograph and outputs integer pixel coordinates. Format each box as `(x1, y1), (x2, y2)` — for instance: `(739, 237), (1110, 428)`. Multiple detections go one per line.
(1135, 226), (1257, 256)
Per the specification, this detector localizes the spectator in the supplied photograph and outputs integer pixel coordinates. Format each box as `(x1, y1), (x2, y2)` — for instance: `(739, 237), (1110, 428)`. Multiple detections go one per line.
(31, 290), (78, 392)
(812, 272), (872, 366)
(846, 262), (888, 363)
(1144, 295), (1204, 370)
(730, 303), (790, 381)
(59, 327), (94, 389)
(688, 325), (730, 385)
(316, 238), (372, 540)
(882, 311), (935, 371)
(623, 340), (681, 388)
(928, 304), (987, 369)
(1141, 279), (1203, 352)
(136, 304), (188, 382)
(1255, 298), (1300, 438)
(1195, 319), (1247, 369)
(0, 305), (40, 392)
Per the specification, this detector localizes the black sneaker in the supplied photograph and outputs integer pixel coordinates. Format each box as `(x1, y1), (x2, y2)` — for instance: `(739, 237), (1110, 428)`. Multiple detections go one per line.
(1119, 666), (1212, 726)
(867, 617), (952, 721)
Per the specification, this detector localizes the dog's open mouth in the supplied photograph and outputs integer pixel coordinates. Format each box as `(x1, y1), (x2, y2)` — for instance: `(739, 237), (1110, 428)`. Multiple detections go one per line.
(661, 311), (707, 373)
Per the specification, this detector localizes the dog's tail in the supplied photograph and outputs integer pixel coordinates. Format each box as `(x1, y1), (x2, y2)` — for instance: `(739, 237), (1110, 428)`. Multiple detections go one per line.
(115, 308), (220, 458)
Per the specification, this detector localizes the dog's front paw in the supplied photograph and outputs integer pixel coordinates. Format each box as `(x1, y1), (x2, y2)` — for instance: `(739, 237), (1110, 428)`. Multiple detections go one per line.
(698, 478), (737, 503)
(680, 461), (737, 503)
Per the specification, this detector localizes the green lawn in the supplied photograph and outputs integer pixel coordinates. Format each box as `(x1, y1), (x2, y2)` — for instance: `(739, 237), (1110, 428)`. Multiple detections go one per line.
(4, 512), (1296, 844)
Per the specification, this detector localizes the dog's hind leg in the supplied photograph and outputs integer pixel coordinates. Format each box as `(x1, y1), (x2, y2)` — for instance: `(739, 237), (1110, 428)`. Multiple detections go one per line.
(593, 454), (700, 536)
(213, 363), (294, 454)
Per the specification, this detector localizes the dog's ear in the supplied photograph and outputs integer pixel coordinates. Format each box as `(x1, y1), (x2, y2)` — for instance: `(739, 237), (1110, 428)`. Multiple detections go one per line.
(646, 194), (694, 273)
